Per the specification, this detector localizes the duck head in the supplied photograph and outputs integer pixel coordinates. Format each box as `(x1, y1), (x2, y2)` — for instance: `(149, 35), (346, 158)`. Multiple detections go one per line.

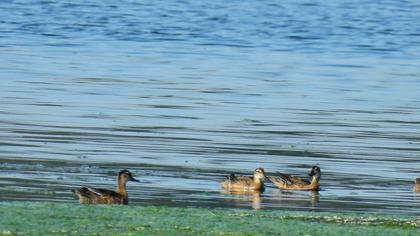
(253, 168), (267, 182)
(309, 166), (321, 182)
(118, 169), (140, 184)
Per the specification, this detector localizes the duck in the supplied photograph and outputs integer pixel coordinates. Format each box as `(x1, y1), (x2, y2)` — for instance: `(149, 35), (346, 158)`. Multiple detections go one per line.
(71, 169), (139, 204)
(268, 166), (321, 191)
(414, 178), (420, 192)
(221, 168), (266, 191)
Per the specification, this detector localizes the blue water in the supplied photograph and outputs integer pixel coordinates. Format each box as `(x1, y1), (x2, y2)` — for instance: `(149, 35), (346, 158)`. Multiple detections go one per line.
(1, 0), (420, 214)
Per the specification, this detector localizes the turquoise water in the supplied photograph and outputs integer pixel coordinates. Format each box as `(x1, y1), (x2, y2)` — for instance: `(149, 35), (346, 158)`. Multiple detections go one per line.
(0, 0), (419, 214)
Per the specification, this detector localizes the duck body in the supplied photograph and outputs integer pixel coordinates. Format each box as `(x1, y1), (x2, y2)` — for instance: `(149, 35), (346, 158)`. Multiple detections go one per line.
(414, 178), (420, 192)
(72, 187), (127, 204)
(269, 166), (321, 191)
(221, 168), (266, 191)
(72, 169), (139, 205)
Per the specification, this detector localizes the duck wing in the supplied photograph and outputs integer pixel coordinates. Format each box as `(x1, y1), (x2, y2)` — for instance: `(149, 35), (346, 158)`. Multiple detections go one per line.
(77, 186), (120, 198)
(229, 175), (254, 185)
(274, 172), (310, 185)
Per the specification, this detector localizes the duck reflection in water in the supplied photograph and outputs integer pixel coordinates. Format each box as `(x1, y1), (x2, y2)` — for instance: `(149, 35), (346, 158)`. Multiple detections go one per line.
(271, 189), (320, 209)
(221, 189), (262, 210)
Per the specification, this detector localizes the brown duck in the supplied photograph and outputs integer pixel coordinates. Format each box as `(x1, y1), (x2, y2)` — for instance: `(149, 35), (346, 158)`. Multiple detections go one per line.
(414, 178), (420, 192)
(221, 168), (266, 191)
(72, 169), (139, 204)
(269, 166), (321, 191)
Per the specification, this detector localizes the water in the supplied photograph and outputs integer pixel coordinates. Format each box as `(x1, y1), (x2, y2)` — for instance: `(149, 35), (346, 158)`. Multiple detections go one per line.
(1, 0), (420, 215)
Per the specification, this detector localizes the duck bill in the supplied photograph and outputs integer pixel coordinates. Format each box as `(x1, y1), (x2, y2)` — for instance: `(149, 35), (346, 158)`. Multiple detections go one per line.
(130, 177), (140, 182)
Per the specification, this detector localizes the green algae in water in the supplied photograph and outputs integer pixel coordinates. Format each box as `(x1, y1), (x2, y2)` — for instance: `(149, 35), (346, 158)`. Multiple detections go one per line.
(0, 202), (418, 236)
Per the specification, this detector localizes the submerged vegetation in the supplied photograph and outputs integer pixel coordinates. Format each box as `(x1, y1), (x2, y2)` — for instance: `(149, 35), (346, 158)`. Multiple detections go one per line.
(0, 202), (418, 235)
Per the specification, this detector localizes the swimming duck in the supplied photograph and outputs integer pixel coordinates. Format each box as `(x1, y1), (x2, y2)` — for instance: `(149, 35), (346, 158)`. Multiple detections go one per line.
(221, 168), (266, 191)
(269, 166), (321, 191)
(72, 169), (139, 204)
(414, 178), (420, 192)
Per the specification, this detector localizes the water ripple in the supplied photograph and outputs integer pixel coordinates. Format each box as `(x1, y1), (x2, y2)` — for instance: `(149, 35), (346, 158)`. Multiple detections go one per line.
(0, 0), (419, 214)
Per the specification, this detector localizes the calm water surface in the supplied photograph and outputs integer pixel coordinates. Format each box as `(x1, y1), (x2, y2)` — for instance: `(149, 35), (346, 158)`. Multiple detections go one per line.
(1, 0), (420, 215)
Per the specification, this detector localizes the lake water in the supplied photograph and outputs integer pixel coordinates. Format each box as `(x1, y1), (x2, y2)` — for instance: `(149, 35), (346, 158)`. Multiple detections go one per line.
(1, 0), (419, 215)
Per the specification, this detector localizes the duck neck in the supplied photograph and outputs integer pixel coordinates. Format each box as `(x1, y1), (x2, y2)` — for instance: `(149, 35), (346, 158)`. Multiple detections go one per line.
(253, 177), (264, 189)
(310, 173), (320, 185)
(116, 179), (128, 196)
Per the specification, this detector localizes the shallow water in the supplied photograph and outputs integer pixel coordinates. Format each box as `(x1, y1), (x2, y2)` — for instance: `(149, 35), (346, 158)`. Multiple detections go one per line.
(0, 0), (420, 215)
